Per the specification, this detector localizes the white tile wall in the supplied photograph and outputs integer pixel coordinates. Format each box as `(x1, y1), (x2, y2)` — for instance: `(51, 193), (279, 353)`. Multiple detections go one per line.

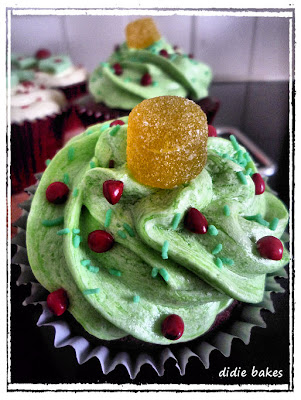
(10, 13), (290, 81)
(250, 17), (290, 81)
(194, 16), (257, 81)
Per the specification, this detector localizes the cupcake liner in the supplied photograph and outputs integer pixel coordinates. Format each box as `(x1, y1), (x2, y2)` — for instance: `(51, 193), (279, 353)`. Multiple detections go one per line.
(11, 182), (288, 380)
(11, 110), (68, 194)
(72, 94), (128, 128)
(72, 94), (220, 128)
(56, 81), (88, 102)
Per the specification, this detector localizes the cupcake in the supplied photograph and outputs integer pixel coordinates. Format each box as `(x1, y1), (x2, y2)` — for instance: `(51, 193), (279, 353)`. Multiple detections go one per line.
(16, 96), (289, 378)
(12, 50), (88, 102)
(10, 73), (67, 194)
(73, 17), (220, 127)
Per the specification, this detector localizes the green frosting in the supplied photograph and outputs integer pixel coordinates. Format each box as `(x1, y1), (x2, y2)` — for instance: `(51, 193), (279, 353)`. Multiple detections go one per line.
(89, 39), (212, 110)
(26, 118), (289, 344)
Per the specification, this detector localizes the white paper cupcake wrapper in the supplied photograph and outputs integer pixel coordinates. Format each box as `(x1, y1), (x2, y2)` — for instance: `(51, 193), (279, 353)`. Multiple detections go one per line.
(12, 181), (288, 379)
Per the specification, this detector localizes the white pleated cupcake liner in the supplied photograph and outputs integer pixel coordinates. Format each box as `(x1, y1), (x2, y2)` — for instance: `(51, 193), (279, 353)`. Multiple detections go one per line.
(11, 178), (288, 379)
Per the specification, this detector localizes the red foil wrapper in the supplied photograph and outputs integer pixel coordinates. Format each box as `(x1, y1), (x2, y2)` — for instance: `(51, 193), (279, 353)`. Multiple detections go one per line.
(56, 81), (87, 102)
(72, 94), (220, 128)
(11, 111), (68, 194)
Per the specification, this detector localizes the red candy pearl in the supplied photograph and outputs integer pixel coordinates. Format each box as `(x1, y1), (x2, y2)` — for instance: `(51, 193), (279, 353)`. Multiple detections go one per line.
(184, 208), (208, 234)
(103, 180), (124, 205)
(110, 119), (125, 127)
(35, 49), (51, 59)
(256, 236), (283, 260)
(252, 173), (265, 195)
(208, 125), (217, 137)
(159, 49), (169, 58)
(22, 81), (34, 88)
(46, 182), (69, 204)
(141, 73), (152, 86)
(88, 230), (114, 253)
(161, 314), (184, 340)
(47, 288), (69, 316)
(113, 63), (123, 76)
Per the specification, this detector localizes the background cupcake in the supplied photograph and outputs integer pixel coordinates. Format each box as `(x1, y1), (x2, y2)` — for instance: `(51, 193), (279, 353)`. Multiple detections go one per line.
(12, 50), (88, 102)
(10, 72), (67, 194)
(73, 18), (220, 127)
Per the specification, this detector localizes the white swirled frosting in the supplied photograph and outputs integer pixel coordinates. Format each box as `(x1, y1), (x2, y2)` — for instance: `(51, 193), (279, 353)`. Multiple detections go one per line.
(11, 81), (67, 123)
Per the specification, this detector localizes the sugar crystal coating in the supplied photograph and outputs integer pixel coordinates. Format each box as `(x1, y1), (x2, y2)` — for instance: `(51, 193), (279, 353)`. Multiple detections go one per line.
(127, 96), (208, 189)
(126, 18), (161, 49)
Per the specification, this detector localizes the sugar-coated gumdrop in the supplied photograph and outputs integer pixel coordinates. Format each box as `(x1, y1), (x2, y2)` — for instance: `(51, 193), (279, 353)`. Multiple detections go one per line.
(127, 96), (208, 189)
(126, 18), (161, 49)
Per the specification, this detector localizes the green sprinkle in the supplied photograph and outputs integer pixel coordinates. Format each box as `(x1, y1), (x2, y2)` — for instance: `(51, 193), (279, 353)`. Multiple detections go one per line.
(123, 223), (135, 237)
(88, 265), (100, 273)
(63, 173), (69, 185)
(42, 216), (64, 227)
(90, 161), (96, 169)
(81, 260), (91, 267)
(212, 244), (223, 255)
(73, 234), (81, 248)
(171, 213), (181, 230)
(244, 152), (251, 162)
(151, 267), (159, 278)
(83, 288), (100, 295)
(223, 205), (231, 217)
(162, 240), (169, 259)
(123, 77), (131, 82)
(109, 125), (121, 136)
(72, 187), (79, 197)
(104, 209), (113, 228)
(72, 228), (80, 234)
(45, 159), (51, 166)
(159, 268), (169, 282)
(170, 54), (177, 61)
(56, 228), (70, 235)
(235, 150), (244, 163)
(208, 225), (218, 236)
(239, 159), (248, 168)
(100, 62), (109, 67)
(117, 230), (127, 239)
(109, 268), (122, 277)
(220, 257), (234, 266)
(236, 171), (248, 185)
(269, 217), (279, 231)
(229, 135), (240, 151)
(215, 257), (223, 268)
(244, 214), (260, 221)
(100, 123), (110, 132)
(133, 295), (140, 303)
(245, 214), (269, 227)
(152, 81), (158, 87)
(244, 168), (253, 176)
(86, 128), (95, 135)
(68, 147), (75, 161)
(222, 153), (231, 159)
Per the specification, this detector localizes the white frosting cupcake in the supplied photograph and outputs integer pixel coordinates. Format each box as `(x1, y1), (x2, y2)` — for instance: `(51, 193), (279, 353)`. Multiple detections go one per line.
(11, 81), (67, 124)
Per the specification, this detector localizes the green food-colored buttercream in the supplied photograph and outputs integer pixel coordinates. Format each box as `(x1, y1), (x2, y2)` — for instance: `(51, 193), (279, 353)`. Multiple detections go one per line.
(89, 38), (212, 110)
(26, 118), (289, 345)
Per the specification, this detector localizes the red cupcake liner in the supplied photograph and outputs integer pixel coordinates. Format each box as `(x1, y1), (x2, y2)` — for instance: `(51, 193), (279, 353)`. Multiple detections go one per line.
(72, 94), (220, 128)
(11, 111), (68, 194)
(55, 81), (88, 102)
(195, 96), (220, 125)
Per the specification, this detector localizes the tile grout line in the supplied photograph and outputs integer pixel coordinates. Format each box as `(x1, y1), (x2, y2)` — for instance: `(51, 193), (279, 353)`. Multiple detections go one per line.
(60, 15), (71, 55)
(241, 17), (258, 132)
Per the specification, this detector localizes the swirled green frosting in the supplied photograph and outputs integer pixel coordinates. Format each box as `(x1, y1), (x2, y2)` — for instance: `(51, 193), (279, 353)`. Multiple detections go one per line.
(26, 117), (289, 344)
(89, 39), (212, 110)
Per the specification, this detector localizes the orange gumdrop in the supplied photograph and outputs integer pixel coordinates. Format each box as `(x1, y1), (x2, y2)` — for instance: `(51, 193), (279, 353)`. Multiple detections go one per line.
(126, 18), (161, 49)
(127, 96), (208, 189)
